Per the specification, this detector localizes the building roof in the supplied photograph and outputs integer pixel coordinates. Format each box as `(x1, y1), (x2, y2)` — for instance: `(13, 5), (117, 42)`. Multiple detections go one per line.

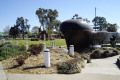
(0, 32), (9, 36)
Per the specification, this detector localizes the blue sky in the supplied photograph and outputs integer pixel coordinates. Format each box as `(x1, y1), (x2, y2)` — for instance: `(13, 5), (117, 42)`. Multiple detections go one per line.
(0, 0), (120, 32)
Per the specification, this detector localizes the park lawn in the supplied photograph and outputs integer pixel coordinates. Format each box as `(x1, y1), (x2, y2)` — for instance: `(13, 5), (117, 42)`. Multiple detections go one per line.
(0, 39), (66, 47)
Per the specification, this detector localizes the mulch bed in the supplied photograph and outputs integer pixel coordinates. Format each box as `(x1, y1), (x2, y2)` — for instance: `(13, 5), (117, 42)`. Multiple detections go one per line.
(2, 47), (74, 74)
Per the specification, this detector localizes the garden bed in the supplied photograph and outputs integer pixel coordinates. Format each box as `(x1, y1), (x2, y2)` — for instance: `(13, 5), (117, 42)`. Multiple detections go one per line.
(1, 47), (76, 74)
(90, 48), (120, 59)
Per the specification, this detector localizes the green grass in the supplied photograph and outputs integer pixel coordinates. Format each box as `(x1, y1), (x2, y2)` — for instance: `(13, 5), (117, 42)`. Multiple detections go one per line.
(0, 39), (66, 61)
(0, 39), (66, 47)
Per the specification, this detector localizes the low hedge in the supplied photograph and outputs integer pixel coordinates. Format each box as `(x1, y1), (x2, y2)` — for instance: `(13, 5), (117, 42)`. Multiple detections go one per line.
(90, 49), (101, 58)
(31, 39), (39, 41)
(91, 49), (119, 59)
(57, 58), (84, 74)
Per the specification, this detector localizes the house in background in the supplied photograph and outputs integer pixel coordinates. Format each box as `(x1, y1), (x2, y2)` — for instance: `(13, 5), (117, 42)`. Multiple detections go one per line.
(0, 32), (9, 38)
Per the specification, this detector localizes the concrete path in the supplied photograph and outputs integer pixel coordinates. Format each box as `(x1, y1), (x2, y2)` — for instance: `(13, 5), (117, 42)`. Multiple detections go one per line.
(0, 62), (7, 80)
(1, 55), (120, 80)
(82, 55), (120, 75)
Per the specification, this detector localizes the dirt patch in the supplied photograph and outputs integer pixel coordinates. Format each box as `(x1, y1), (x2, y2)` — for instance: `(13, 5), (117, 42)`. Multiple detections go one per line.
(2, 47), (74, 74)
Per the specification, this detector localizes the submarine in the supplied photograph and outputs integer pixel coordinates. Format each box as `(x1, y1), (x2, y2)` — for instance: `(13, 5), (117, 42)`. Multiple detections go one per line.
(60, 19), (120, 53)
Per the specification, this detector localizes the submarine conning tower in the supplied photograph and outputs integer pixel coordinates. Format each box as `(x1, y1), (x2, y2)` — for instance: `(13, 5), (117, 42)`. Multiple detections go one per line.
(60, 19), (94, 52)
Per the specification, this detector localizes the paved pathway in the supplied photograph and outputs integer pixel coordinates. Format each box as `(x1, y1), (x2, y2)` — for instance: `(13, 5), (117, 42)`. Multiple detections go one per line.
(82, 55), (120, 75)
(0, 55), (120, 80)
(0, 62), (7, 80)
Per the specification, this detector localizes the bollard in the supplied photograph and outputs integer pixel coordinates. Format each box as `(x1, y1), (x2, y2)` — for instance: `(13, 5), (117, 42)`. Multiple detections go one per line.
(15, 42), (18, 45)
(3, 39), (5, 43)
(53, 42), (55, 47)
(51, 42), (53, 47)
(69, 45), (74, 55)
(25, 42), (28, 50)
(44, 49), (50, 68)
(10, 40), (12, 43)
(43, 43), (46, 51)
(51, 42), (55, 47)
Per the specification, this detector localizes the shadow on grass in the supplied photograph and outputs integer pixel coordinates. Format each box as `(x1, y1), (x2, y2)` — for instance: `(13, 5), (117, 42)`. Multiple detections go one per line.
(23, 65), (45, 71)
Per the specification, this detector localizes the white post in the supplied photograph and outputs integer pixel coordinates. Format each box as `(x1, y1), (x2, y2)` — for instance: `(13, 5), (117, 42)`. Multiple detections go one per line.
(10, 40), (12, 43)
(25, 42), (28, 50)
(3, 39), (5, 43)
(69, 45), (74, 55)
(44, 49), (50, 68)
(43, 43), (46, 51)
(15, 42), (18, 45)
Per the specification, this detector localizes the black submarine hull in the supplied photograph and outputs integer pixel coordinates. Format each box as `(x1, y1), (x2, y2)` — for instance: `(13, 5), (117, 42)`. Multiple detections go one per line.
(60, 19), (119, 52)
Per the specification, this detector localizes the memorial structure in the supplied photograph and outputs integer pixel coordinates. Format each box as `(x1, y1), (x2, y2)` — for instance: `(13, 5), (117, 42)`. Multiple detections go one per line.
(60, 19), (119, 52)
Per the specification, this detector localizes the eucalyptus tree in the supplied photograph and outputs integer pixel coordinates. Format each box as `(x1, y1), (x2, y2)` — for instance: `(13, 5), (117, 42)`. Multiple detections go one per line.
(72, 14), (82, 19)
(72, 14), (90, 23)
(107, 23), (117, 32)
(92, 16), (107, 31)
(53, 20), (61, 32)
(36, 8), (59, 39)
(36, 8), (58, 31)
(31, 26), (39, 35)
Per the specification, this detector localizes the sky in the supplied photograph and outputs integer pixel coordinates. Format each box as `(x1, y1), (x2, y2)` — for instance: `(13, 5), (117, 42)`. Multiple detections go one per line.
(0, 0), (120, 32)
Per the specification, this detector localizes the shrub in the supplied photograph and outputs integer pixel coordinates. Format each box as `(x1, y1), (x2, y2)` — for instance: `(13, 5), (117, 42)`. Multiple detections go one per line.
(16, 55), (25, 66)
(103, 50), (109, 54)
(50, 38), (55, 41)
(113, 49), (119, 55)
(29, 44), (36, 47)
(57, 58), (84, 74)
(18, 45), (26, 52)
(102, 50), (110, 58)
(28, 44), (43, 55)
(0, 56), (4, 61)
(81, 53), (91, 60)
(23, 52), (31, 59)
(0, 44), (26, 60)
(91, 49), (101, 58)
(87, 58), (91, 63)
(0, 43), (6, 47)
(31, 39), (38, 41)
(116, 47), (120, 51)
(15, 52), (30, 65)
(70, 52), (81, 58)
(46, 38), (49, 41)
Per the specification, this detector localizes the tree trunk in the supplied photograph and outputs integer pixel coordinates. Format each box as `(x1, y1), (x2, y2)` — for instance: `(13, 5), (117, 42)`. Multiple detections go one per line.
(23, 32), (24, 40)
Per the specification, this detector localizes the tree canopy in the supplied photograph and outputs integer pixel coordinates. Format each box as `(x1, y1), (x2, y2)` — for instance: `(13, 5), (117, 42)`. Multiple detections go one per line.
(72, 14), (90, 23)
(31, 26), (39, 35)
(4, 25), (10, 34)
(92, 16), (118, 32)
(9, 17), (30, 39)
(107, 23), (117, 32)
(9, 25), (19, 39)
(92, 16), (107, 31)
(36, 8), (61, 39)
(36, 8), (59, 31)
